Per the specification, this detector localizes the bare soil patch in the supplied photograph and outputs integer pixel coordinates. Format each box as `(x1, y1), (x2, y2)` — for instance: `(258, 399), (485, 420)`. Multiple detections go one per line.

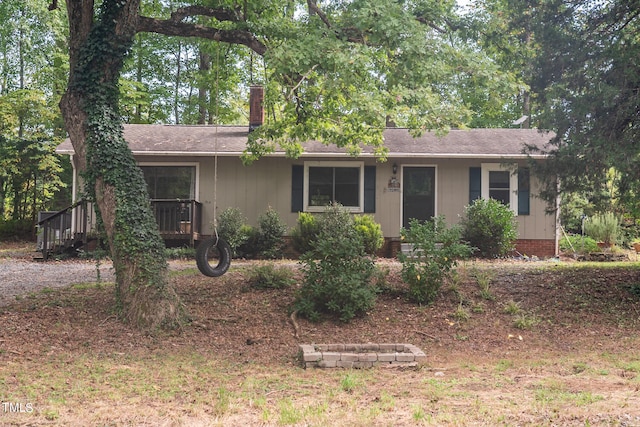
(1, 241), (640, 425)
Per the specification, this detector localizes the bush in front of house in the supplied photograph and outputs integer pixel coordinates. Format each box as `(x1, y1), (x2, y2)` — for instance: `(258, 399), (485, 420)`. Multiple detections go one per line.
(217, 207), (251, 257)
(253, 207), (288, 259)
(353, 214), (384, 255)
(291, 212), (319, 254)
(294, 204), (377, 322)
(218, 207), (286, 259)
(291, 211), (383, 256)
(460, 198), (518, 258)
(246, 263), (295, 289)
(399, 217), (472, 304)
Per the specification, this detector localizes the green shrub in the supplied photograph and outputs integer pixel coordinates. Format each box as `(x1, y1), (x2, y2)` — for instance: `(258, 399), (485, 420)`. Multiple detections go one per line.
(0, 219), (33, 240)
(291, 212), (319, 254)
(217, 207), (251, 257)
(164, 246), (195, 259)
(353, 215), (384, 255)
(559, 233), (599, 254)
(254, 207), (287, 259)
(460, 198), (518, 258)
(246, 263), (295, 289)
(584, 212), (619, 246)
(559, 193), (595, 234)
(291, 212), (384, 256)
(399, 217), (472, 304)
(620, 218), (640, 248)
(295, 204), (377, 322)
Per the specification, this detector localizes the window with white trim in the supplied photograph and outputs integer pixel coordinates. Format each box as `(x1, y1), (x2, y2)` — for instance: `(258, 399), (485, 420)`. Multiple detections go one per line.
(140, 165), (196, 199)
(304, 161), (364, 212)
(481, 163), (518, 213)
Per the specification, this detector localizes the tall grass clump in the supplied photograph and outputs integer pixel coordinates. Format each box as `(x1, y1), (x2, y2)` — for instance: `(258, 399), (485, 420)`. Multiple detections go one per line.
(584, 212), (619, 247)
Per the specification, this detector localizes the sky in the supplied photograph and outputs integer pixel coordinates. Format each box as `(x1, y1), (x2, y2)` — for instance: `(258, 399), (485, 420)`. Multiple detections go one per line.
(456, 0), (473, 13)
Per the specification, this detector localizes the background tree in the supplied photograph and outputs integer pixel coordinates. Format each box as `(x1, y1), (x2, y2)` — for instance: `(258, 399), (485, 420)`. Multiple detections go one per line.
(0, 1), (69, 229)
(526, 1), (640, 223)
(55, 0), (513, 330)
(463, 0), (576, 129)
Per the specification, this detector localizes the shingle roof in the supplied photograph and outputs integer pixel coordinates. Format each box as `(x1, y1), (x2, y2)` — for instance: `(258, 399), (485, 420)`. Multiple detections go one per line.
(56, 124), (553, 158)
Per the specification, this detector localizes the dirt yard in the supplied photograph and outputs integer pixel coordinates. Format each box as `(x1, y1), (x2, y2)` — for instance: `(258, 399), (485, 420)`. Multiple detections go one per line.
(1, 241), (640, 426)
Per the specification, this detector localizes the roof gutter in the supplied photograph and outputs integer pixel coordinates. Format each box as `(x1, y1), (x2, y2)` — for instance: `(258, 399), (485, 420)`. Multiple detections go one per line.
(56, 149), (547, 159)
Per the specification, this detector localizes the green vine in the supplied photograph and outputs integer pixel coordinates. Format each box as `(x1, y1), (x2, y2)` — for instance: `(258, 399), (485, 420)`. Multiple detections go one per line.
(72, 0), (169, 302)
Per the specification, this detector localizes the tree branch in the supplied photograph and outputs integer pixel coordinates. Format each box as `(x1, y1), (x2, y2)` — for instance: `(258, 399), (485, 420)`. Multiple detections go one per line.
(307, 0), (332, 29)
(137, 16), (267, 55)
(170, 5), (243, 23)
(415, 16), (447, 34)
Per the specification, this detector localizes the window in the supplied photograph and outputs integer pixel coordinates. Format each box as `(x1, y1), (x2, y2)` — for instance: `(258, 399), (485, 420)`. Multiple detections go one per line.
(480, 163), (518, 213)
(517, 168), (530, 215)
(303, 161), (364, 212)
(140, 165), (197, 199)
(488, 170), (510, 205)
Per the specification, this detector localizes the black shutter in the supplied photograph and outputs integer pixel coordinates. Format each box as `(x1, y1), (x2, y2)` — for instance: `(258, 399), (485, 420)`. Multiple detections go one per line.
(291, 165), (304, 212)
(518, 168), (530, 215)
(469, 167), (481, 204)
(364, 166), (376, 213)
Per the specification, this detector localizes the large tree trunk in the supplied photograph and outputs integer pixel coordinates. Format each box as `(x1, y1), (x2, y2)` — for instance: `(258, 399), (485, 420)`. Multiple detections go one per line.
(198, 50), (211, 125)
(61, 0), (186, 330)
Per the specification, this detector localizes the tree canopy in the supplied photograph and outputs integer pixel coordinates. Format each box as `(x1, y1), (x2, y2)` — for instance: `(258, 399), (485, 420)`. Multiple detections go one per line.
(515, 0), (640, 217)
(0, 1), (68, 226)
(112, 0), (521, 161)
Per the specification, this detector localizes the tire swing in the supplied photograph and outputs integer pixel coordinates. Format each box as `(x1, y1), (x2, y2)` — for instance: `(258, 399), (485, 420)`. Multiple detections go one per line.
(196, 232), (231, 277)
(195, 51), (231, 277)
(195, 132), (231, 276)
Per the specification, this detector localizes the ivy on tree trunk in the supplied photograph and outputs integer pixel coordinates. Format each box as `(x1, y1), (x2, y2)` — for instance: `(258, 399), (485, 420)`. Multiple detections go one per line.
(60, 0), (185, 330)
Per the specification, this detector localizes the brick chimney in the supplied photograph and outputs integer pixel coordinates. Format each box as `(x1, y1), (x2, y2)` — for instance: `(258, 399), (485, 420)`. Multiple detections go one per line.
(249, 85), (264, 131)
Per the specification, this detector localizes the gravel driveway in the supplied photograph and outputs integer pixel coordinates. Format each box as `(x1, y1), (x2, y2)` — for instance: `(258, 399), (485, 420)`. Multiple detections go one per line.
(0, 256), (201, 307)
(0, 259), (116, 307)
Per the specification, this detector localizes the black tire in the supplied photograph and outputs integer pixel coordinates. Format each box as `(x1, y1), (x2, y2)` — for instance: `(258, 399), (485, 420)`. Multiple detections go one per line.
(196, 237), (231, 277)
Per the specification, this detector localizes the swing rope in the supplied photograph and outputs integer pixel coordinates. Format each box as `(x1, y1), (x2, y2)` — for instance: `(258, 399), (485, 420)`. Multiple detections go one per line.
(194, 44), (232, 278)
(212, 46), (220, 245)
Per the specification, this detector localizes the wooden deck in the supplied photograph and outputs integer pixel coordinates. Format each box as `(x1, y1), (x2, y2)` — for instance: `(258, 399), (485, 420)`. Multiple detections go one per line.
(37, 199), (203, 260)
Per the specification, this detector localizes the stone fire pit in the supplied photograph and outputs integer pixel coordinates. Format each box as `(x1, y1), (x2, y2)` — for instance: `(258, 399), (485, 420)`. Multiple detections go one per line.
(299, 343), (426, 369)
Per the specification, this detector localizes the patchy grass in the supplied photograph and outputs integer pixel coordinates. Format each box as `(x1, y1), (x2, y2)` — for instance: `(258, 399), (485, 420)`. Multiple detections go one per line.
(0, 257), (640, 425)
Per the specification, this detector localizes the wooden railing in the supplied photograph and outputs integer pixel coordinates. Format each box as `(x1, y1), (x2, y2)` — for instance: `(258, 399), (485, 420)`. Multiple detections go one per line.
(37, 199), (94, 260)
(37, 199), (203, 259)
(150, 199), (202, 245)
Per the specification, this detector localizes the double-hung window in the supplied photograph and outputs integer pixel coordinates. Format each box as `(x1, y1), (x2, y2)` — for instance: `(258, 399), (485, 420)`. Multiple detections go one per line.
(304, 161), (364, 212)
(488, 170), (511, 205)
(480, 163), (519, 214)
